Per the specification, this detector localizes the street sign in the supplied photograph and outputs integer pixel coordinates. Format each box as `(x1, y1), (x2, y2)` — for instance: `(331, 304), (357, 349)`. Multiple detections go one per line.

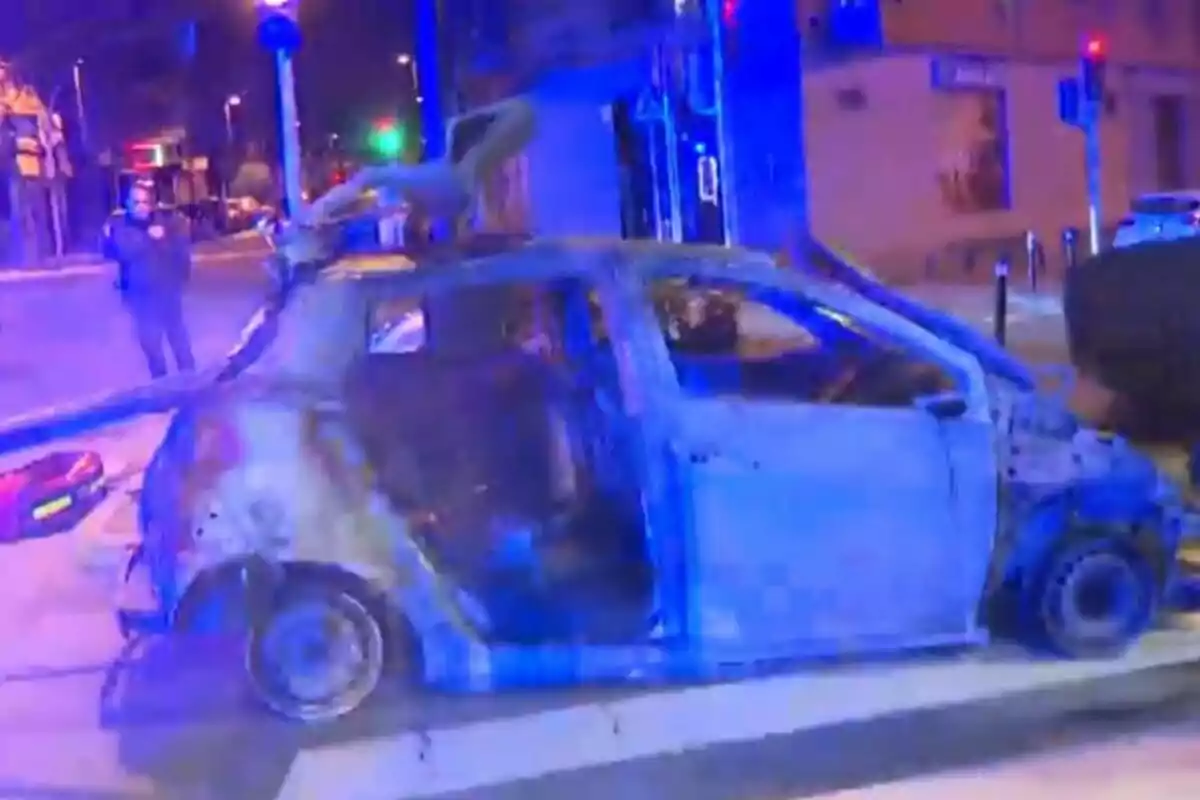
(1057, 77), (1082, 127)
(633, 88), (663, 123)
(931, 56), (1003, 91)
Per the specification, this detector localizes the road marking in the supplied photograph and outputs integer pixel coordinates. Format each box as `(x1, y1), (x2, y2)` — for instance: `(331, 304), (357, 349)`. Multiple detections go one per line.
(275, 631), (1200, 800)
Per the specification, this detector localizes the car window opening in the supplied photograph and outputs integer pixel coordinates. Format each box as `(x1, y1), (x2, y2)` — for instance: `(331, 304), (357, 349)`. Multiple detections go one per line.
(648, 278), (958, 407)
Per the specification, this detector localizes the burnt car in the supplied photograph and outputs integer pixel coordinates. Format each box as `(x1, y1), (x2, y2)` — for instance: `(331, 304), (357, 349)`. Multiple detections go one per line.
(103, 233), (1197, 723)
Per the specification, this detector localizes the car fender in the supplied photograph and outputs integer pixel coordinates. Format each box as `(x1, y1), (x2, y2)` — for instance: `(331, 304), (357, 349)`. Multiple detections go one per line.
(144, 399), (411, 625)
(173, 555), (411, 647)
(1001, 486), (1173, 591)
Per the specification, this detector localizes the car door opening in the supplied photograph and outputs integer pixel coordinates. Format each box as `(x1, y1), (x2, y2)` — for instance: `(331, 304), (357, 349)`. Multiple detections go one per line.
(343, 277), (655, 644)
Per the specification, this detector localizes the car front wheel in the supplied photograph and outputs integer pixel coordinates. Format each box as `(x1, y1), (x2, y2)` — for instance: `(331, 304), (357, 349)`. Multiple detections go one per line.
(1021, 538), (1157, 658)
(246, 579), (386, 722)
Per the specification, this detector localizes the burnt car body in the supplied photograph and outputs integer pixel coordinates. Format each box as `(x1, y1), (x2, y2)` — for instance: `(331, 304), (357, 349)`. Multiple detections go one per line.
(110, 236), (1195, 722)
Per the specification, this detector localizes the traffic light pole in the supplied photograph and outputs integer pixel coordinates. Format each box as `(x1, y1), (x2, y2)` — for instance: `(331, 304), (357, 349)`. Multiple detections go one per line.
(275, 48), (304, 217)
(1083, 99), (1102, 255)
(414, 0), (445, 159)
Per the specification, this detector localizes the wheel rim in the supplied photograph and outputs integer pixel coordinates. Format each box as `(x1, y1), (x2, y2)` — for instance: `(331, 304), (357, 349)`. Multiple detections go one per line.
(251, 595), (383, 720)
(1051, 551), (1145, 643)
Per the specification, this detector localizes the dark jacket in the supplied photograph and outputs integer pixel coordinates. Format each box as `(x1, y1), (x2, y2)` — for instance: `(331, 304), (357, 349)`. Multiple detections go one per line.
(102, 209), (192, 302)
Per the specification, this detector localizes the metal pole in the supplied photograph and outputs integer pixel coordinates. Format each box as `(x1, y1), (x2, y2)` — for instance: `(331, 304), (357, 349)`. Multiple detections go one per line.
(1084, 100), (1102, 255)
(1024, 229), (1038, 292)
(661, 91), (683, 244)
(647, 122), (664, 241)
(274, 48), (303, 217)
(706, 0), (736, 245)
(407, 61), (421, 101)
(49, 186), (64, 257)
(72, 61), (88, 151)
(220, 101), (234, 217)
(224, 103), (235, 147)
(993, 255), (1009, 346)
(654, 41), (682, 244)
(414, 0), (444, 159)
(1062, 227), (1079, 268)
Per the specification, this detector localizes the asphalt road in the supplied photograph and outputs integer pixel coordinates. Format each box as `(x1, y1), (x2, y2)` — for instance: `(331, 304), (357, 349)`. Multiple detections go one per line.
(0, 274), (1196, 798)
(0, 252), (274, 421)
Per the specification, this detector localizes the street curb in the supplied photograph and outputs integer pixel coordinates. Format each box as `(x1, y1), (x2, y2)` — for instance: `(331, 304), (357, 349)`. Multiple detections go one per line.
(276, 628), (1200, 800)
(422, 657), (1200, 800)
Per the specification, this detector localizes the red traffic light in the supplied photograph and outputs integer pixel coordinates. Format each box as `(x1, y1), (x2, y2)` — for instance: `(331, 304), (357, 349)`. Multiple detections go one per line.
(721, 0), (738, 26)
(1083, 35), (1106, 59)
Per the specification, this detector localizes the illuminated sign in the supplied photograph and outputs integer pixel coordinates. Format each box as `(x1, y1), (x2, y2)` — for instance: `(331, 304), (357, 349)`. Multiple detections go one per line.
(931, 57), (1004, 90)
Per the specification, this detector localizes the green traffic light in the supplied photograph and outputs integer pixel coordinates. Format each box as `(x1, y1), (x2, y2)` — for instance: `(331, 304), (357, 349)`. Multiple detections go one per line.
(371, 123), (405, 157)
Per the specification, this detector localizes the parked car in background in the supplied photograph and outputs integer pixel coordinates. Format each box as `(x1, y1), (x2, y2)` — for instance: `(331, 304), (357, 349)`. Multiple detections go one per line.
(1113, 190), (1200, 248)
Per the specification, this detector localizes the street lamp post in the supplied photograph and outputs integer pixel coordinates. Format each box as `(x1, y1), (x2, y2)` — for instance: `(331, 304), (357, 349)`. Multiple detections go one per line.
(395, 53), (422, 104)
(413, 0), (445, 159)
(72, 59), (88, 152)
(223, 93), (241, 147)
(221, 94), (242, 210)
(255, 0), (304, 218)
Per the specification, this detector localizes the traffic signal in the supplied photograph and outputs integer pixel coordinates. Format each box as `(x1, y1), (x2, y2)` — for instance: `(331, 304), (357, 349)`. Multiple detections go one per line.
(1081, 34), (1107, 103)
(370, 120), (406, 158)
(721, 0), (738, 26)
(1057, 77), (1082, 127)
(256, 0), (302, 52)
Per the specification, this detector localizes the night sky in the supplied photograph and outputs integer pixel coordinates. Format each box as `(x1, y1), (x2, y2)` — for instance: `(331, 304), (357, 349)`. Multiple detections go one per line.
(4, 0), (419, 155)
(297, 0), (417, 133)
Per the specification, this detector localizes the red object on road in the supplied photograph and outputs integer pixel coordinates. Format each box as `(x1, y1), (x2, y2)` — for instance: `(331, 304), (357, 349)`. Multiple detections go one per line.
(0, 451), (106, 542)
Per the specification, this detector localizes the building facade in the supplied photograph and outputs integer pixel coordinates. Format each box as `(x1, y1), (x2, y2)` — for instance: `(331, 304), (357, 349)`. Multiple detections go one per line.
(797, 0), (1200, 275)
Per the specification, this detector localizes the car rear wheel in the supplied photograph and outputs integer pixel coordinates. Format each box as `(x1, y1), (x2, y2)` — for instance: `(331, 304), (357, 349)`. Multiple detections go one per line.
(1021, 538), (1157, 658)
(246, 579), (386, 722)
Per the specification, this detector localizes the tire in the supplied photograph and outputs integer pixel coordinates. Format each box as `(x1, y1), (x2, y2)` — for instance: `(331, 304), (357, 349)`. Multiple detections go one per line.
(1020, 538), (1157, 659)
(245, 578), (386, 723)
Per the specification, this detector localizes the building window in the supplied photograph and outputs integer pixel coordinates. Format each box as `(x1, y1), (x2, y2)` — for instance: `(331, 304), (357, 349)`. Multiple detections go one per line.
(935, 89), (1011, 214)
(1153, 94), (1185, 190)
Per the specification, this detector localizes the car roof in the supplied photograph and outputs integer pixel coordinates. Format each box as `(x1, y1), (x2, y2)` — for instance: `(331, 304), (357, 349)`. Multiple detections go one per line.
(324, 235), (777, 286)
(1134, 189), (1200, 203)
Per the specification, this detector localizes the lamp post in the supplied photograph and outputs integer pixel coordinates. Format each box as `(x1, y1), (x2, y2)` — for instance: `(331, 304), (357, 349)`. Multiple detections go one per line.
(223, 93), (241, 147)
(72, 59), (88, 151)
(255, 0), (304, 218)
(220, 94), (242, 212)
(395, 53), (422, 104)
(413, 0), (444, 159)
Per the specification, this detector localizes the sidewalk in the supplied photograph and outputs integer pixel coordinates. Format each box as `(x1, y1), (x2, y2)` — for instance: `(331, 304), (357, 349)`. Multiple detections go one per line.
(0, 277), (265, 421)
(862, 226), (1118, 287)
(902, 281), (1068, 364)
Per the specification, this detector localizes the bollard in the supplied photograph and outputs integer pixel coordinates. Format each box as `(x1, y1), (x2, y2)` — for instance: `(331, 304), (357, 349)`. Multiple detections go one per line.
(993, 254), (1010, 346)
(1024, 230), (1043, 292)
(1062, 227), (1080, 269)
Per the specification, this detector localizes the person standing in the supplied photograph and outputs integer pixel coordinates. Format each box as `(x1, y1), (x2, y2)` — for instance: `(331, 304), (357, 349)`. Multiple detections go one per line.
(377, 193), (409, 251)
(102, 180), (196, 379)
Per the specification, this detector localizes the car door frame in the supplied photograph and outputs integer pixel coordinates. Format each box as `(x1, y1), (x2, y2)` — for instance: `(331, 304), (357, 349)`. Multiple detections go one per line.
(630, 257), (1001, 661)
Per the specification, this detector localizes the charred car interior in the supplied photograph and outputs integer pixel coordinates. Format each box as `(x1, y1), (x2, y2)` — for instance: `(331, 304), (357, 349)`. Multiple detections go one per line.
(338, 267), (965, 646)
(344, 276), (653, 644)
